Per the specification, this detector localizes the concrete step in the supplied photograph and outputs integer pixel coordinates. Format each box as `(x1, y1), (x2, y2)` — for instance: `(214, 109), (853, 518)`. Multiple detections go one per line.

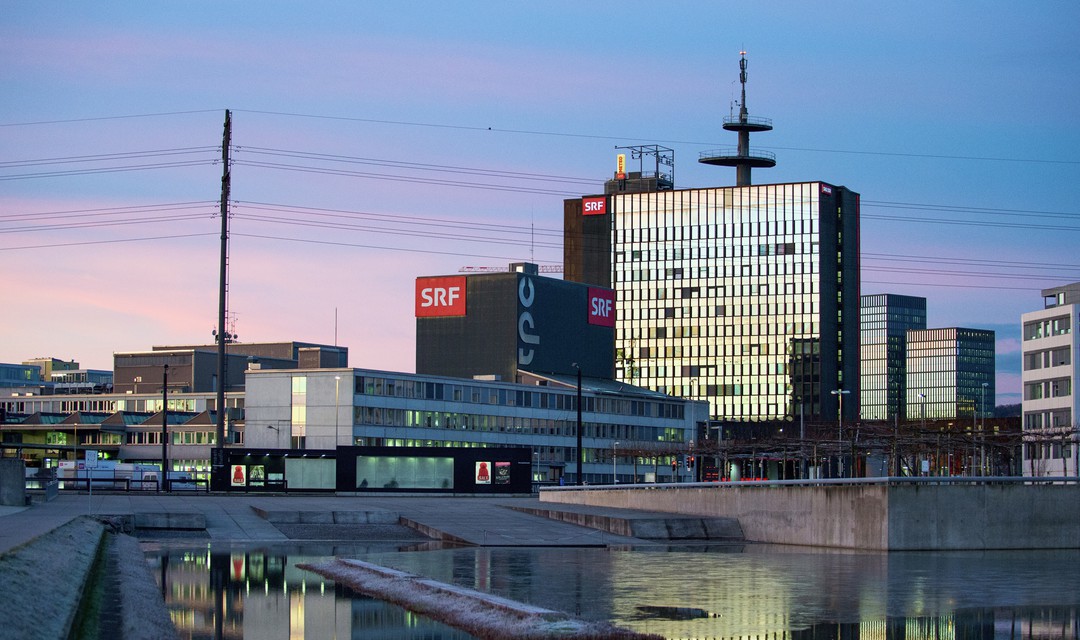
(508, 505), (744, 541)
(251, 507), (399, 525)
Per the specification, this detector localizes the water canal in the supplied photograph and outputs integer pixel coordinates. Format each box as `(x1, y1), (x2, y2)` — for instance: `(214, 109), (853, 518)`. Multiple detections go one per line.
(144, 541), (1080, 639)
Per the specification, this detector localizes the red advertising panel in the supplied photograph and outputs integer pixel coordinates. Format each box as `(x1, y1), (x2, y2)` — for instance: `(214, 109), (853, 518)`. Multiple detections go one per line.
(416, 276), (467, 317)
(587, 287), (615, 327)
(582, 196), (607, 216)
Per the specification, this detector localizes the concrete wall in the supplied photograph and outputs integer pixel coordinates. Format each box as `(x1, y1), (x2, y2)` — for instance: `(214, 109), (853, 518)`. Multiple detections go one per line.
(540, 481), (1080, 551)
(0, 458), (26, 506)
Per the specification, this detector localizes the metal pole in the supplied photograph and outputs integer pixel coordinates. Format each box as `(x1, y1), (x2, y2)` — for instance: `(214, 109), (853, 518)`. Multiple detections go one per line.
(575, 364), (583, 485)
(161, 364), (169, 492)
(612, 441), (619, 484)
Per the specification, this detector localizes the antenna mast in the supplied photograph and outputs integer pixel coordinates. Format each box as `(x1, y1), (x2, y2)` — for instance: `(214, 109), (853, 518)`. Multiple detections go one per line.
(699, 51), (776, 186)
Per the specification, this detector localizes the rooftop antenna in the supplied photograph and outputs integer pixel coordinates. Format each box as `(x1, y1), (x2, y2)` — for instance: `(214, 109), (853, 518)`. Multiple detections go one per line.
(699, 51), (776, 186)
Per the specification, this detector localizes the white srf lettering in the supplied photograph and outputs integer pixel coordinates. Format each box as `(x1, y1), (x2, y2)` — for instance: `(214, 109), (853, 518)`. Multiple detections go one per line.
(591, 297), (612, 317)
(420, 286), (461, 307)
(518, 277), (538, 365)
(584, 201), (603, 212)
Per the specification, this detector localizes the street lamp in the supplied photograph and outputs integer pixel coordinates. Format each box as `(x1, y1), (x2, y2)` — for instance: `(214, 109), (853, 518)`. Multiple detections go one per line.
(573, 363), (583, 486)
(831, 389), (849, 477)
(612, 441), (619, 484)
(334, 375), (341, 442)
(918, 392), (927, 476)
(980, 382), (988, 476)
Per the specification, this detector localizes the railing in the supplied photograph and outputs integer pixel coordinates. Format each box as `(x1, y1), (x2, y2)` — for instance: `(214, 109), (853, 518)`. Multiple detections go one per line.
(723, 114), (773, 128)
(542, 475), (1080, 492)
(699, 147), (776, 162)
(41, 476), (211, 492)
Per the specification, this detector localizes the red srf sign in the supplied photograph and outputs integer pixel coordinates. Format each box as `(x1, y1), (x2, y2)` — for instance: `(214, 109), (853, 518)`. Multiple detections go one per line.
(582, 196), (607, 216)
(415, 276), (467, 317)
(588, 287), (615, 327)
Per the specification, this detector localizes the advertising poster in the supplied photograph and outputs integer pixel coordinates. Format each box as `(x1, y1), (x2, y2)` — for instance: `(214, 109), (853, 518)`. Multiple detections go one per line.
(230, 464), (247, 487)
(249, 465), (265, 487)
(494, 461), (511, 485)
(475, 461), (491, 484)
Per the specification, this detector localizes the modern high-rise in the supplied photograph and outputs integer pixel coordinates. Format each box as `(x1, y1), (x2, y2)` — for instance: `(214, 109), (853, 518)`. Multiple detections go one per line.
(564, 181), (861, 424)
(860, 294), (927, 421)
(1021, 282), (1080, 477)
(564, 54), (860, 426)
(905, 328), (995, 421)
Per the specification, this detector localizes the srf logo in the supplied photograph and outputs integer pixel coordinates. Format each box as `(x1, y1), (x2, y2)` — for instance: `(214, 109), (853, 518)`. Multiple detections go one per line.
(587, 287), (615, 327)
(415, 276), (467, 317)
(582, 196), (607, 216)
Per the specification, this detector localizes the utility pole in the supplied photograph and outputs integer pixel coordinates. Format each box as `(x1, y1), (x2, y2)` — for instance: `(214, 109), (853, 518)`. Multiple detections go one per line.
(214, 110), (232, 484)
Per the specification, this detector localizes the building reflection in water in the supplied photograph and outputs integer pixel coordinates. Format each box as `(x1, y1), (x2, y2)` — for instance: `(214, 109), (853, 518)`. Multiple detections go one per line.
(145, 542), (1080, 640)
(144, 543), (477, 640)
(363, 546), (1080, 640)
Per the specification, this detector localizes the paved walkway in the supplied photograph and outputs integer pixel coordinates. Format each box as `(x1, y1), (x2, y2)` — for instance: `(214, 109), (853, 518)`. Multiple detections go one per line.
(0, 493), (646, 554)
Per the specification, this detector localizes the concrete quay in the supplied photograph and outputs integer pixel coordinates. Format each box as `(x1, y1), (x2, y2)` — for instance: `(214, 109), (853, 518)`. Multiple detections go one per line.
(540, 477), (1080, 551)
(0, 492), (724, 555)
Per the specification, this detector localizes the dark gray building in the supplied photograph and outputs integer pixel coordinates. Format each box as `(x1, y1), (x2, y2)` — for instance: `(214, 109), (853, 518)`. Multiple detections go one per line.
(112, 341), (348, 395)
(415, 263), (615, 381)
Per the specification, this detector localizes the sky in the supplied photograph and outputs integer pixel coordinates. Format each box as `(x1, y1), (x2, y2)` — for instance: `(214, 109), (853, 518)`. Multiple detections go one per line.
(3, 2), (1079, 405)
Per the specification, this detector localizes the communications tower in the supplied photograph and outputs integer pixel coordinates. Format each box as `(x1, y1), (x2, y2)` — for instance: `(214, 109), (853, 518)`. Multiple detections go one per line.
(699, 52), (776, 186)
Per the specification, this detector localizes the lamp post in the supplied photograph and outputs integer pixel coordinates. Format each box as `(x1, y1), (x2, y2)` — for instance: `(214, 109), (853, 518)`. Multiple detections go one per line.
(980, 382), (988, 476)
(831, 389), (849, 478)
(918, 392), (927, 476)
(612, 441), (619, 484)
(161, 364), (169, 492)
(573, 363), (583, 485)
(334, 375), (341, 442)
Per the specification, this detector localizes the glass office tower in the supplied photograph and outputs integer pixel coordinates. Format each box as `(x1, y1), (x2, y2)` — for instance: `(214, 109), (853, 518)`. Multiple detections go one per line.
(860, 294), (927, 421)
(906, 328), (995, 421)
(565, 181), (860, 423)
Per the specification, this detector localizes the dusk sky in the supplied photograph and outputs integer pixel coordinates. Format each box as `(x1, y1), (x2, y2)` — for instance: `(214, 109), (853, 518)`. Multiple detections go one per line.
(3, 2), (1079, 405)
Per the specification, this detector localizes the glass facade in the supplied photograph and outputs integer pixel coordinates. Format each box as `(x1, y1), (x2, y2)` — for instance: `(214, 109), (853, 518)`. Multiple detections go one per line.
(860, 294), (927, 421)
(906, 328), (995, 420)
(603, 182), (860, 422)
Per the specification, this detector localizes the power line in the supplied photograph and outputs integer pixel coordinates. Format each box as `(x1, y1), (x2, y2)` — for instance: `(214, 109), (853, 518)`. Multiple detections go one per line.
(0, 110), (222, 127)
(0, 232), (216, 251)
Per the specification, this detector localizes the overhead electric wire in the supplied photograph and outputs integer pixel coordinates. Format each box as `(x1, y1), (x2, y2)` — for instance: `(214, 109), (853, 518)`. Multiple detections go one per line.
(237, 146), (599, 186)
(0, 232), (216, 252)
(232, 159), (579, 197)
(233, 109), (1078, 166)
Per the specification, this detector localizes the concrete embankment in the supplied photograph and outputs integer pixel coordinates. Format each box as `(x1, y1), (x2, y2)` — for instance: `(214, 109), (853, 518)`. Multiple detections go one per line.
(0, 517), (107, 639)
(540, 479), (1080, 550)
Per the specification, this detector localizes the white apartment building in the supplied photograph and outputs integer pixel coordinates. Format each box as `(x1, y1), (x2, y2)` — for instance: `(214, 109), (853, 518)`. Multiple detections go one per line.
(1021, 283), (1080, 476)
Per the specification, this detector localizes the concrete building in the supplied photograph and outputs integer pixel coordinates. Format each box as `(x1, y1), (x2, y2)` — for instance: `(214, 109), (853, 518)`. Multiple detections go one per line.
(3, 363), (706, 486)
(112, 341), (347, 395)
(860, 294), (927, 421)
(1021, 282), (1080, 476)
(906, 327), (995, 422)
(244, 366), (707, 485)
(23, 357), (80, 381)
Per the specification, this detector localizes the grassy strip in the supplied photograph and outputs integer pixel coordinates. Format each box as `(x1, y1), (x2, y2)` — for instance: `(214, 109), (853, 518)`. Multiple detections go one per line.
(0, 516), (105, 640)
(300, 558), (662, 640)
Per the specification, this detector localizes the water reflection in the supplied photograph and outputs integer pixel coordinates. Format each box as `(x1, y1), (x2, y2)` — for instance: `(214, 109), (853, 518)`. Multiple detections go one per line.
(145, 541), (1080, 640)
(362, 546), (1080, 640)
(143, 542), (478, 640)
